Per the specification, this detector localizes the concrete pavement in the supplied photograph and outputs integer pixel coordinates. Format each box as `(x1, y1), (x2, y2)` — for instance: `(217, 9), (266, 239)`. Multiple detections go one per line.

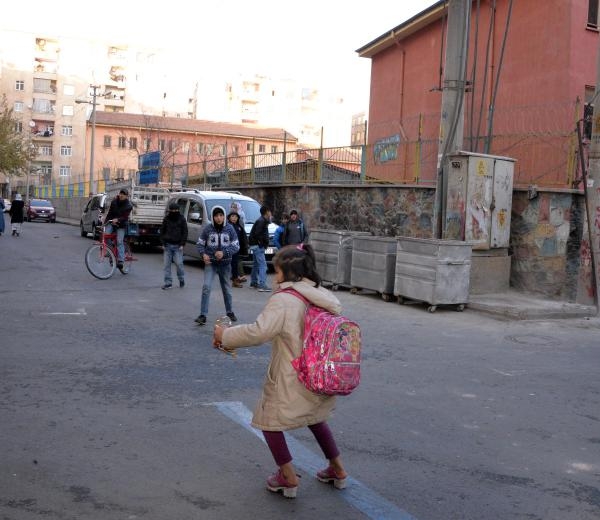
(57, 215), (598, 321)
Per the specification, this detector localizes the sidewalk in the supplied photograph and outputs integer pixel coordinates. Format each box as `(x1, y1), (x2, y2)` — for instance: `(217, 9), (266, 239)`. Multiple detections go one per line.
(468, 290), (597, 320)
(58, 216), (597, 320)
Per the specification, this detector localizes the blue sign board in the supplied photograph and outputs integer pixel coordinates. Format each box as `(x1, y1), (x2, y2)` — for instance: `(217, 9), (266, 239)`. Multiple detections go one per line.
(139, 168), (159, 185)
(139, 151), (161, 170)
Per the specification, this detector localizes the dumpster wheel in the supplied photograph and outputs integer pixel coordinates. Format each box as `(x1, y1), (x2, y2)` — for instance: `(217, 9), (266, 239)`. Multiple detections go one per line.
(382, 293), (393, 302)
(427, 305), (437, 313)
(455, 304), (466, 312)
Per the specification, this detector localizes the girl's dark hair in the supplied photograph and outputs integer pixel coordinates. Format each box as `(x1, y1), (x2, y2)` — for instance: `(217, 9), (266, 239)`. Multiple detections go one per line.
(274, 244), (321, 287)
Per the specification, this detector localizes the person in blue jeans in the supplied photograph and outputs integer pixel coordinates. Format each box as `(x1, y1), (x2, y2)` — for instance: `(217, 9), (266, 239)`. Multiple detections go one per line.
(160, 202), (188, 289)
(104, 189), (132, 271)
(195, 206), (240, 326)
(248, 205), (272, 292)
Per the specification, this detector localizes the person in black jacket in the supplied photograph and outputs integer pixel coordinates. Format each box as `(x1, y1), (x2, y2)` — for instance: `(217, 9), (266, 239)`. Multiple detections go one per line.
(248, 205), (272, 291)
(104, 189), (133, 271)
(9, 193), (24, 237)
(160, 202), (188, 289)
(227, 210), (248, 287)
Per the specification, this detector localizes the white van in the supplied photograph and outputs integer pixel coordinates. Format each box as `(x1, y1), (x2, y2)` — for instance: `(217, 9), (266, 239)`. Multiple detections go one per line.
(166, 190), (278, 264)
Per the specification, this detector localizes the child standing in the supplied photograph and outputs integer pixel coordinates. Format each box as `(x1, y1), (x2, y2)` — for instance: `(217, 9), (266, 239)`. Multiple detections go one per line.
(227, 210), (248, 287)
(213, 244), (348, 498)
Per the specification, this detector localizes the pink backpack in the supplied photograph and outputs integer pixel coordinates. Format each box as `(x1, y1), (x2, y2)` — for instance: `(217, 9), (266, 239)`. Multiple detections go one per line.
(280, 288), (361, 396)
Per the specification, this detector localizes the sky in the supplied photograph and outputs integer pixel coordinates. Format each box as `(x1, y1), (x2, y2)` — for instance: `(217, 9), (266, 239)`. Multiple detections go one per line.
(3, 0), (437, 112)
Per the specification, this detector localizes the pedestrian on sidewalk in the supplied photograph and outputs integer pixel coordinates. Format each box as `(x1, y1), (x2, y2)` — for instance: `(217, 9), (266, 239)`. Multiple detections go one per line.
(160, 202), (188, 290)
(194, 206), (240, 326)
(212, 244), (348, 499)
(227, 210), (248, 287)
(9, 193), (24, 237)
(248, 205), (272, 292)
(0, 197), (5, 236)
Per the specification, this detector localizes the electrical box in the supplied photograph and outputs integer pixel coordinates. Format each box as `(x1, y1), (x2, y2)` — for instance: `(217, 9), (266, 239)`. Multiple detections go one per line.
(443, 151), (515, 250)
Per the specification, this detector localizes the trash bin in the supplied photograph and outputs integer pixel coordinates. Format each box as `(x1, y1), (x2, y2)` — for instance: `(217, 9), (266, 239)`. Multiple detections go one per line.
(350, 236), (397, 301)
(309, 229), (370, 290)
(394, 237), (472, 312)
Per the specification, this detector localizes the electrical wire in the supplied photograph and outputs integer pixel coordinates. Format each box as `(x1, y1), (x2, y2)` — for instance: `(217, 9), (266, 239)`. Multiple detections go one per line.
(468, 0), (481, 151)
(484, 0), (514, 153)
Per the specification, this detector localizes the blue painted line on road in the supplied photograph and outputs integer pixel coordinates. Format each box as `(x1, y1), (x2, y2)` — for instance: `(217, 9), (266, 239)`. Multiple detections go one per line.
(212, 401), (418, 520)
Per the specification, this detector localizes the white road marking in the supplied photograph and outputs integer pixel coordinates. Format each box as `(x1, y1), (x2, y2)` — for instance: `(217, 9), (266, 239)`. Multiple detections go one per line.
(211, 400), (418, 520)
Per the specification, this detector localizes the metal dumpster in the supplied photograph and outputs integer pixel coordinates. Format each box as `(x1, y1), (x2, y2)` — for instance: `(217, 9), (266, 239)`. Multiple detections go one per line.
(350, 236), (397, 301)
(394, 237), (472, 312)
(309, 229), (370, 290)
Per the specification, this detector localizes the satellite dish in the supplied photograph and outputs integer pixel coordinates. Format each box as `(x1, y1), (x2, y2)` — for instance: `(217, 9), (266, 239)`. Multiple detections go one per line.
(29, 121), (36, 127)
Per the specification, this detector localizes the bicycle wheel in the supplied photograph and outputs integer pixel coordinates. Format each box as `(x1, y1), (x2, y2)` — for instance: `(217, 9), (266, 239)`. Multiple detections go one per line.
(85, 244), (116, 279)
(119, 241), (133, 275)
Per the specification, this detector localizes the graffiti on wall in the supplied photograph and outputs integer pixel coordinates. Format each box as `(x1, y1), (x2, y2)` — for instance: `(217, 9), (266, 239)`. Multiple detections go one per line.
(374, 134), (400, 164)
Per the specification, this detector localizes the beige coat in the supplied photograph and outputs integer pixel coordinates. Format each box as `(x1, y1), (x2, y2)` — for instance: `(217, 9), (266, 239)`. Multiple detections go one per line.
(222, 279), (342, 431)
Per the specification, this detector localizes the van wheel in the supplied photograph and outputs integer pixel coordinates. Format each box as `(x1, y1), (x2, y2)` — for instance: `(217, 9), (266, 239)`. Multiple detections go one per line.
(80, 222), (87, 237)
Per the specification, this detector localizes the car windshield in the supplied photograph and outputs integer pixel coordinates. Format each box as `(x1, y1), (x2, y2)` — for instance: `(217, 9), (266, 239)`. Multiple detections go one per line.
(206, 198), (261, 224)
(31, 200), (52, 207)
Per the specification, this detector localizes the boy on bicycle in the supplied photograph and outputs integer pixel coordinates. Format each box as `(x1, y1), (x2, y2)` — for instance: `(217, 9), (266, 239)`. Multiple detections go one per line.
(104, 189), (132, 271)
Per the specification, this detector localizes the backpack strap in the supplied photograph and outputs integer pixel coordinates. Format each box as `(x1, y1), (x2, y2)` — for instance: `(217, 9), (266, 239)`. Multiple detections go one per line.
(278, 287), (310, 306)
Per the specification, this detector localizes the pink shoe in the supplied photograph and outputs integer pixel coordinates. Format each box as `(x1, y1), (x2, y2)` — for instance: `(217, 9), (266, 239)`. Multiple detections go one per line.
(266, 470), (298, 498)
(316, 467), (347, 489)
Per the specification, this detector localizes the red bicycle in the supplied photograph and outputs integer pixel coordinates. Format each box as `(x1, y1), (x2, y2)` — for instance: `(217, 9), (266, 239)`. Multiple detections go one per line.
(85, 225), (136, 279)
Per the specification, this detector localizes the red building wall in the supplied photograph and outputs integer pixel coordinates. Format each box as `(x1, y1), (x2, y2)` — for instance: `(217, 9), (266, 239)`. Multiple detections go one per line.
(365, 0), (599, 188)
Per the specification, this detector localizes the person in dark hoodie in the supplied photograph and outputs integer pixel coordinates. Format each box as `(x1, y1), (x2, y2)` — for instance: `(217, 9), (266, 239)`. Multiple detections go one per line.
(160, 202), (188, 290)
(104, 188), (133, 271)
(281, 209), (308, 246)
(194, 206), (240, 326)
(227, 210), (248, 288)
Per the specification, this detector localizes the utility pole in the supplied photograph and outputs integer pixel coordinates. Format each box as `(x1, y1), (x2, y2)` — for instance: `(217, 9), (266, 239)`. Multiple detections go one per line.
(585, 42), (600, 313)
(434, 0), (471, 238)
(76, 85), (100, 195)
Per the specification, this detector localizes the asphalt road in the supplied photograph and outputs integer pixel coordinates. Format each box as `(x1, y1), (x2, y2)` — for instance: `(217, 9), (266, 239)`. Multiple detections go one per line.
(1, 221), (599, 520)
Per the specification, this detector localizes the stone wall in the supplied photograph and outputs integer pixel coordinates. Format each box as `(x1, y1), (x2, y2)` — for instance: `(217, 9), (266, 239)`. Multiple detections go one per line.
(51, 185), (592, 302)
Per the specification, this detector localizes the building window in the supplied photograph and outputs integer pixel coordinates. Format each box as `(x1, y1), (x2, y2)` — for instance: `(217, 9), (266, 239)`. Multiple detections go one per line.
(103, 135), (112, 147)
(159, 139), (165, 151)
(59, 165), (71, 177)
(259, 144), (266, 153)
(128, 169), (136, 178)
(61, 125), (73, 136)
(116, 168), (125, 179)
(62, 105), (74, 116)
(129, 137), (137, 149)
(41, 164), (52, 177)
(60, 145), (72, 156)
(143, 138), (151, 151)
(40, 145), (53, 156)
(246, 143), (253, 152)
(15, 80), (24, 91)
(102, 167), (111, 181)
(219, 144), (226, 156)
(196, 143), (204, 154)
(14, 121), (23, 133)
(271, 145), (277, 153)
(232, 145), (239, 157)
(182, 142), (190, 153)
(589, 0), (599, 27)
(14, 101), (24, 112)
(118, 136), (127, 148)
(168, 140), (174, 152)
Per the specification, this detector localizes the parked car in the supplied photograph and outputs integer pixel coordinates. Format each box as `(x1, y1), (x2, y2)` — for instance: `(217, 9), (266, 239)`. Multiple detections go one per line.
(80, 193), (107, 239)
(166, 190), (278, 266)
(26, 199), (56, 222)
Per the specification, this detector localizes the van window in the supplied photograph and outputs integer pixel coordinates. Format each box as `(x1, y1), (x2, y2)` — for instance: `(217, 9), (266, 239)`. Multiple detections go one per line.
(208, 198), (261, 224)
(188, 200), (203, 223)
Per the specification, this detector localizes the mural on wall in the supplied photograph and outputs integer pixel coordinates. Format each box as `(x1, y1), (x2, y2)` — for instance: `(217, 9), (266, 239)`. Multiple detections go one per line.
(374, 134), (400, 164)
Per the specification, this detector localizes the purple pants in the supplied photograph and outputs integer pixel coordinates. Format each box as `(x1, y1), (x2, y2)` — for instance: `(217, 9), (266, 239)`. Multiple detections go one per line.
(262, 422), (340, 466)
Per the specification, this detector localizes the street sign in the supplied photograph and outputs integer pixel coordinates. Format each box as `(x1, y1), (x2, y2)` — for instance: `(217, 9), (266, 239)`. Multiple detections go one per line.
(139, 151), (161, 170)
(139, 168), (159, 185)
